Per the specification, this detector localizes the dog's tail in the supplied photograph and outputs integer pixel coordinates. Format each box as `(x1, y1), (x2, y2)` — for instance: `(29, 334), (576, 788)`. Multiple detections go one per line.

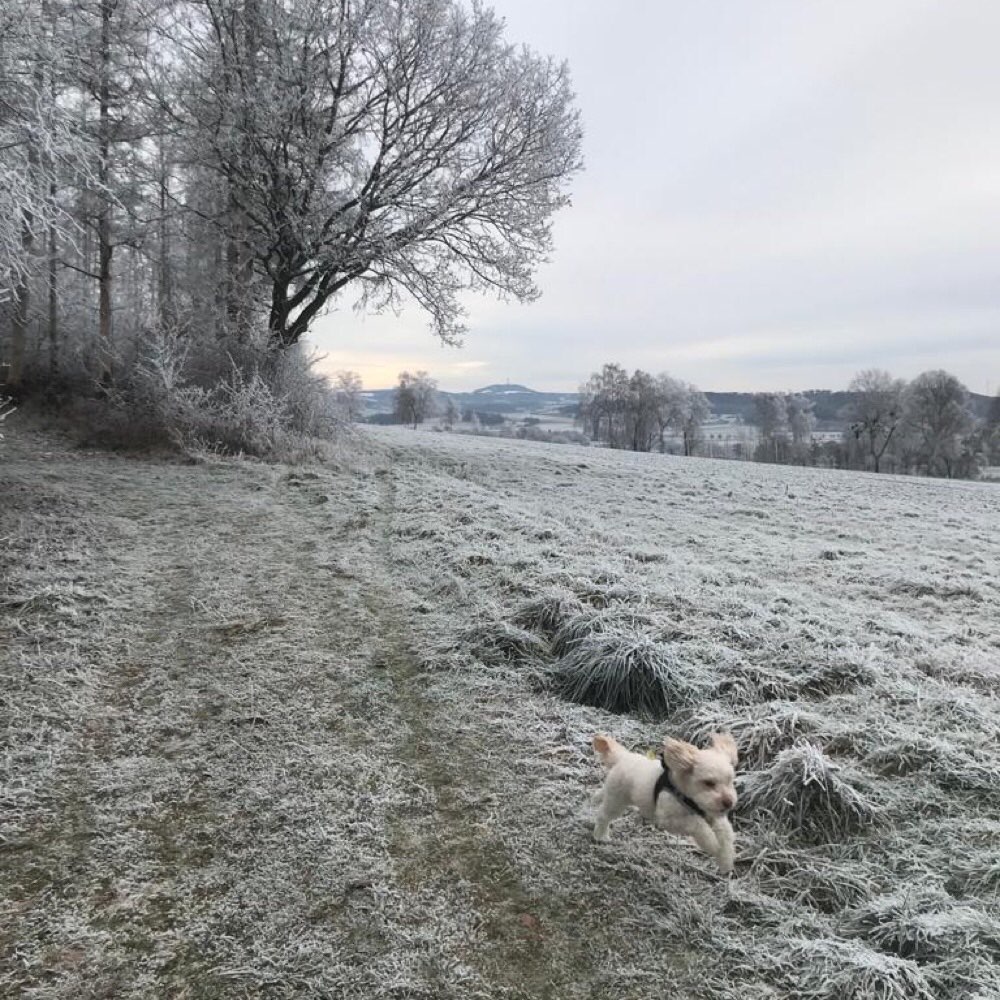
(592, 733), (625, 769)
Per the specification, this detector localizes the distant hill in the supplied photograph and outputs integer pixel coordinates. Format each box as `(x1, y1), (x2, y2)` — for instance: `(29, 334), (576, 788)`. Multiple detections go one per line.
(472, 383), (537, 395)
(363, 383), (577, 416)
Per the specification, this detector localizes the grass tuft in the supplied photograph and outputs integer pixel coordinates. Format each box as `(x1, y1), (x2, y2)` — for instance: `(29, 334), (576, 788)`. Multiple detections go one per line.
(679, 701), (825, 769)
(770, 938), (937, 1000)
(748, 840), (880, 913)
(843, 885), (1000, 961)
(546, 626), (710, 718)
(468, 619), (549, 668)
(510, 591), (584, 639)
(739, 742), (878, 844)
(550, 606), (657, 658)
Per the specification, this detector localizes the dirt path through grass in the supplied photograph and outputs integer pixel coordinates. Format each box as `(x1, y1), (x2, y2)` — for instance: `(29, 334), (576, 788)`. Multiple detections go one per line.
(2, 426), (616, 998)
(369, 462), (578, 998)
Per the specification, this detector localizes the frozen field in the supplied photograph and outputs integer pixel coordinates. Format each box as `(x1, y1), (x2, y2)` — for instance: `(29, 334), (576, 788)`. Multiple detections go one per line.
(2, 420), (999, 998)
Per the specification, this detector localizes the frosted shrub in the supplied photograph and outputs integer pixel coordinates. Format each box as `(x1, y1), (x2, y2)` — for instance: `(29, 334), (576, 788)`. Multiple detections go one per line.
(250, 343), (342, 439)
(200, 364), (290, 455)
(548, 626), (710, 719)
(739, 742), (877, 843)
(101, 330), (343, 458)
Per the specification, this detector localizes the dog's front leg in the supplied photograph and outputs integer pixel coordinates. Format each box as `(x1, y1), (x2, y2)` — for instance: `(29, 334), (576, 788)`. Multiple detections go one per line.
(688, 822), (724, 870)
(712, 818), (735, 875)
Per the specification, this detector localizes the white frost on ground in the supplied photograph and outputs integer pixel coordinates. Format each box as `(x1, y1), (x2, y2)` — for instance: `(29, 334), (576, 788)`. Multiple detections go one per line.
(2, 419), (998, 998)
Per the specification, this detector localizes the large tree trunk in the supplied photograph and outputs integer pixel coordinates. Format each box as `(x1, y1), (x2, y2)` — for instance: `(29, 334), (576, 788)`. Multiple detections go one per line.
(223, 0), (261, 344)
(9, 214), (34, 389)
(48, 197), (58, 380)
(225, 186), (248, 341)
(97, 0), (114, 381)
(156, 134), (174, 330)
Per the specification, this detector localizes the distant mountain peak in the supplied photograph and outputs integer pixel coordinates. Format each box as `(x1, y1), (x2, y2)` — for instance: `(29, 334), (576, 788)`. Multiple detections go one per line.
(472, 383), (537, 395)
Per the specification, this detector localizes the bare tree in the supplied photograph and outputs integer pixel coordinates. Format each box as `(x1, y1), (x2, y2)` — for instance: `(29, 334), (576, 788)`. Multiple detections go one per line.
(627, 369), (660, 452)
(180, 0), (583, 349)
(0, 0), (582, 455)
(751, 393), (790, 462)
(846, 369), (905, 473)
(578, 363), (629, 447)
(1, 0), (95, 385)
(332, 369), (364, 422)
(0, 392), (15, 439)
(442, 396), (458, 429)
(677, 383), (710, 457)
(394, 370), (437, 429)
(786, 394), (815, 462)
(651, 375), (709, 455)
(986, 392), (1000, 465)
(903, 370), (973, 478)
(580, 365), (709, 456)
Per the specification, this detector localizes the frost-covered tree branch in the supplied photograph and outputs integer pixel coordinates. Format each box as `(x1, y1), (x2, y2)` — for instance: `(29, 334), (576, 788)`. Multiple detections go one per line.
(177, 0), (583, 348)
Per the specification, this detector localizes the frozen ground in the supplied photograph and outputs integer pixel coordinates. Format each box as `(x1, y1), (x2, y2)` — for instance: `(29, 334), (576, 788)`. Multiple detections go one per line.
(2, 419), (999, 998)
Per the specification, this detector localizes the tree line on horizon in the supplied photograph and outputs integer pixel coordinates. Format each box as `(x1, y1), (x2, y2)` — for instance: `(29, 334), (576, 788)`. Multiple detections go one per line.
(373, 362), (998, 480)
(575, 362), (998, 480)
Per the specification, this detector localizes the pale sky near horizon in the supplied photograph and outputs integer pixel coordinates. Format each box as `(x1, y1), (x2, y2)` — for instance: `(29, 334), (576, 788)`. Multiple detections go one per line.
(307, 1), (1000, 395)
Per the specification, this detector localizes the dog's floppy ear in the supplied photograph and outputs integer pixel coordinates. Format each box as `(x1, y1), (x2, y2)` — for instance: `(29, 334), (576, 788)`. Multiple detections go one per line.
(710, 732), (739, 767)
(662, 737), (699, 772)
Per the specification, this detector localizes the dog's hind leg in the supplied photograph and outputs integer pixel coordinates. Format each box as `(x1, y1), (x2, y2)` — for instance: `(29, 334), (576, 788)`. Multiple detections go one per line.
(593, 786), (628, 843)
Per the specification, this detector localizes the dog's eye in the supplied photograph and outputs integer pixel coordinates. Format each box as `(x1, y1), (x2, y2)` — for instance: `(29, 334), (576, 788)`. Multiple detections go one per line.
(703, 779), (717, 788)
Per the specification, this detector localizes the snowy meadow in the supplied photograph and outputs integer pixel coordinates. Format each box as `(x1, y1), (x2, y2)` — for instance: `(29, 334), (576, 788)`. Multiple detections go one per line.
(3, 422), (999, 998)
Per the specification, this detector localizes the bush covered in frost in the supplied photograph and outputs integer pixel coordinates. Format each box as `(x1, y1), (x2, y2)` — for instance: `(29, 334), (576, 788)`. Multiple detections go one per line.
(88, 329), (345, 458)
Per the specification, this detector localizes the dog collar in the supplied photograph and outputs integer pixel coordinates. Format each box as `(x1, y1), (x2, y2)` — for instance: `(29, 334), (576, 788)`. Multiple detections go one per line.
(654, 754), (710, 822)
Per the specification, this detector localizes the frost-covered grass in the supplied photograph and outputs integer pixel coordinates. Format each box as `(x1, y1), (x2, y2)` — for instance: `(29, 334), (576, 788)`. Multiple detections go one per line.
(3, 417), (999, 998)
(547, 626), (710, 718)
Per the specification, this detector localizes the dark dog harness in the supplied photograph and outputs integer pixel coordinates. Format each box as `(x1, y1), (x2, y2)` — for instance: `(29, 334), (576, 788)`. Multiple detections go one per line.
(654, 753), (709, 822)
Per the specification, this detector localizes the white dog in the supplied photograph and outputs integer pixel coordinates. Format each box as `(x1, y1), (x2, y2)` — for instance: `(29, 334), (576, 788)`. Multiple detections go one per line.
(591, 732), (739, 874)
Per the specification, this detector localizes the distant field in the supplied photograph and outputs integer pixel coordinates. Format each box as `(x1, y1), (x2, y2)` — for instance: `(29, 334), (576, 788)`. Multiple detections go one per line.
(3, 420), (998, 998)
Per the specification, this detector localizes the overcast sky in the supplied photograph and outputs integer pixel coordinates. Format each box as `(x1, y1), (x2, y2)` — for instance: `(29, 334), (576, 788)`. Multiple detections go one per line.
(308, 0), (1000, 394)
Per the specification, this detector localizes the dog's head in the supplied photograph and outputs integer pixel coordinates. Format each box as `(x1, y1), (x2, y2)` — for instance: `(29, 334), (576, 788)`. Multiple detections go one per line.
(662, 733), (739, 816)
